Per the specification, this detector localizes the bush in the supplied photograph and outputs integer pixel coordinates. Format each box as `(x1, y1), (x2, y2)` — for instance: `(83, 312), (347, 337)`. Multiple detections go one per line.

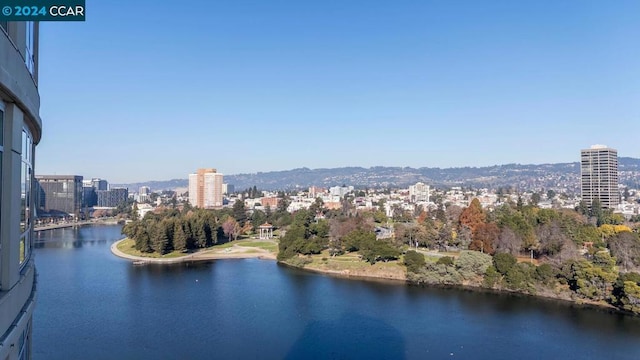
(455, 250), (493, 280)
(493, 252), (517, 275)
(404, 250), (426, 273)
(484, 265), (501, 287)
(436, 256), (455, 266)
(535, 263), (556, 284)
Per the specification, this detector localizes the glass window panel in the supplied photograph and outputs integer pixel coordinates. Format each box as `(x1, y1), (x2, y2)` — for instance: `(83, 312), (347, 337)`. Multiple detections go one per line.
(19, 236), (25, 264)
(0, 109), (3, 147)
(20, 162), (26, 233)
(22, 130), (27, 160)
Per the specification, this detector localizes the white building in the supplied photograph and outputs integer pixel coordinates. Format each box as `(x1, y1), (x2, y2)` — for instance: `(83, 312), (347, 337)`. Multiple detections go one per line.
(409, 182), (430, 203)
(188, 169), (224, 208)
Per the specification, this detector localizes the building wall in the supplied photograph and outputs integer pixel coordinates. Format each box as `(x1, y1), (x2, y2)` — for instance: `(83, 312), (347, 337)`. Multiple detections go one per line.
(189, 169), (223, 208)
(96, 188), (129, 207)
(580, 145), (619, 209)
(35, 175), (83, 215)
(0, 20), (41, 360)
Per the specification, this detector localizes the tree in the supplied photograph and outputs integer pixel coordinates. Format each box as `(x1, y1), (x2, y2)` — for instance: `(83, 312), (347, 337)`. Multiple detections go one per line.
(493, 252), (517, 275)
(547, 190), (556, 200)
(232, 200), (248, 226)
(173, 221), (187, 252)
(495, 227), (522, 256)
(222, 217), (241, 241)
(469, 222), (499, 254)
(608, 232), (640, 272)
(590, 198), (604, 226)
(404, 250), (426, 273)
(530, 193), (541, 206)
(459, 198), (485, 233)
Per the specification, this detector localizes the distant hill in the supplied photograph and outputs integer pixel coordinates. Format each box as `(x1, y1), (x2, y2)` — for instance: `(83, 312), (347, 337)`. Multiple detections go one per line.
(113, 157), (640, 193)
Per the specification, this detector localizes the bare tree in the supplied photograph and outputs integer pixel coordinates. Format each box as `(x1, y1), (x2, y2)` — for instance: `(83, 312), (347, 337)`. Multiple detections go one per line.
(495, 227), (522, 256)
(608, 232), (640, 272)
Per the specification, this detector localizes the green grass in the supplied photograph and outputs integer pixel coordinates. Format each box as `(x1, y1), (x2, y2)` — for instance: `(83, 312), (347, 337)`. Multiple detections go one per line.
(116, 238), (189, 259)
(210, 240), (278, 252)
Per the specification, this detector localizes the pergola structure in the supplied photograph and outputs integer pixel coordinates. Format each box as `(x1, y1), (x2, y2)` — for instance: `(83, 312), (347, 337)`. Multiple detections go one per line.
(259, 223), (274, 239)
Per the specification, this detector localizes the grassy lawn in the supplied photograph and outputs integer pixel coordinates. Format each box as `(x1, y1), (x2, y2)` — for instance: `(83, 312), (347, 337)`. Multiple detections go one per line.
(117, 238), (280, 258)
(210, 240), (278, 253)
(116, 238), (189, 259)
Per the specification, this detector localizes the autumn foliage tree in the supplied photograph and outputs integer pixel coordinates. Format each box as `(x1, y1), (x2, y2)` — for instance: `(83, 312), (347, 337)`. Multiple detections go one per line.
(469, 222), (499, 254)
(459, 198), (486, 233)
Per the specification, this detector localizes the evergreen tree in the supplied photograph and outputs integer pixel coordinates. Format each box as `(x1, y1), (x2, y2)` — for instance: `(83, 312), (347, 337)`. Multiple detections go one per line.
(173, 222), (187, 252)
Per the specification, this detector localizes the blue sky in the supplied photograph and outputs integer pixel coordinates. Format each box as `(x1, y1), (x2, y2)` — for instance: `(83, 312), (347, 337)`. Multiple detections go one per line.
(36, 0), (640, 183)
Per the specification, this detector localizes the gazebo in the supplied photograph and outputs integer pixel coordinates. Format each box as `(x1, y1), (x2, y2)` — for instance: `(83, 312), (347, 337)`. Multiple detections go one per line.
(258, 222), (274, 239)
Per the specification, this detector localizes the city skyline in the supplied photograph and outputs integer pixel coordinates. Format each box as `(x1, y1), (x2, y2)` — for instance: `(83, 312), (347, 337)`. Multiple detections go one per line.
(36, 1), (640, 183)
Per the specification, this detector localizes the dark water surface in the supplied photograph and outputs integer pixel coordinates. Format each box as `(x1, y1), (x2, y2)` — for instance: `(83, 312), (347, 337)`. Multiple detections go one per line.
(33, 225), (640, 359)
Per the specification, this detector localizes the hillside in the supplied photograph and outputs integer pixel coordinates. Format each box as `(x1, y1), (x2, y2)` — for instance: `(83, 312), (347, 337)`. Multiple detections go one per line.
(113, 157), (640, 192)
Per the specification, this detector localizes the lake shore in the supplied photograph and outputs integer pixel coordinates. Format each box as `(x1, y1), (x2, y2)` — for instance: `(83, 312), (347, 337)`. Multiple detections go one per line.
(111, 238), (276, 264)
(109, 239), (632, 315)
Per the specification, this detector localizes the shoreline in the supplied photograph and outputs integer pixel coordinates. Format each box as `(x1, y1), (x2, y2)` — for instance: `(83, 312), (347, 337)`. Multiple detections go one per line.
(110, 238), (277, 264)
(35, 218), (119, 232)
(109, 239), (634, 316)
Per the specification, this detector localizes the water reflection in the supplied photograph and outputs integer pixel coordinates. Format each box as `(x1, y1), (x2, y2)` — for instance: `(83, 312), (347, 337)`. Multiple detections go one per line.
(32, 225), (640, 360)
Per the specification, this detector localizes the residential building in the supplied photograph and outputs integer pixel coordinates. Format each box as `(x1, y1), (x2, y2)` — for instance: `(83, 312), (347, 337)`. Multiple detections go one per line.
(0, 19), (41, 359)
(261, 197), (281, 208)
(189, 168), (224, 208)
(580, 145), (619, 209)
(35, 175), (84, 216)
(409, 182), (430, 203)
(96, 188), (129, 208)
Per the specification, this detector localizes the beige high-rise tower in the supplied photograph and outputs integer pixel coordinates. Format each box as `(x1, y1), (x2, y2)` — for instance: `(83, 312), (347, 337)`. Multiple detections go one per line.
(580, 145), (619, 209)
(188, 168), (224, 208)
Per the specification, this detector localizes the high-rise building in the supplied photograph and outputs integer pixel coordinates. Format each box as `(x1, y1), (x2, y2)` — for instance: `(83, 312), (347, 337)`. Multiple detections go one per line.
(138, 186), (150, 203)
(0, 20), (41, 359)
(188, 168), (224, 208)
(91, 178), (108, 191)
(580, 145), (619, 209)
(35, 175), (84, 216)
(409, 182), (430, 203)
(96, 188), (129, 208)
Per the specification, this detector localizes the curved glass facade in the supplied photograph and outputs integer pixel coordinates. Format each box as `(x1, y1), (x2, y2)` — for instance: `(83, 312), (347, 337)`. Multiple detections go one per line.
(0, 20), (41, 359)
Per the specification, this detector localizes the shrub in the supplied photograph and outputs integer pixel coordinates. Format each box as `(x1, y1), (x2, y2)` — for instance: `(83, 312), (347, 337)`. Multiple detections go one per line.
(436, 256), (455, 266)
(404, 250), (426, 273)
(493, 252), (517, 275)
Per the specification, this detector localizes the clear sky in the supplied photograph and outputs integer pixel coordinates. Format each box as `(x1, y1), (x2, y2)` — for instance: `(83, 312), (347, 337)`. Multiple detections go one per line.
(36, 0), (640, 183)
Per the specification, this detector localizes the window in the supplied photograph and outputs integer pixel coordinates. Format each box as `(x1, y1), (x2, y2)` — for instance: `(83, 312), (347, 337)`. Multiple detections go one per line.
(25, 22), (35, 75)
(20, 128), (33, 266)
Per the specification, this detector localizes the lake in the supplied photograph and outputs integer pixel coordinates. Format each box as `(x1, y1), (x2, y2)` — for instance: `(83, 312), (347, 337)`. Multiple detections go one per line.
(32, 225), (640, 359)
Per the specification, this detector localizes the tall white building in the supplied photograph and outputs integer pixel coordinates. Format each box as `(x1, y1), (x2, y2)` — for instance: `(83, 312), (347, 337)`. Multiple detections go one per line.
(188, 169), (224, 208)
(138, 186), (150, 203)
(580, 145), (619, 209)
(409, 182), (430, 203)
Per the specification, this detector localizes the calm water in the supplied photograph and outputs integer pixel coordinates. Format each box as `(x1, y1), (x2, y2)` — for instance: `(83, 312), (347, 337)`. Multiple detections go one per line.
(33, 225), (640, 359)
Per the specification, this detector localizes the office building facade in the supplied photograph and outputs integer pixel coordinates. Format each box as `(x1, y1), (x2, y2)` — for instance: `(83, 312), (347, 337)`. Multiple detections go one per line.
(0, 20), (41, 359)
(96, 188), (129, 208)
(580, 145), (619, 209)
(188, 168), (224, 208)
(35, 175), (83, 216)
